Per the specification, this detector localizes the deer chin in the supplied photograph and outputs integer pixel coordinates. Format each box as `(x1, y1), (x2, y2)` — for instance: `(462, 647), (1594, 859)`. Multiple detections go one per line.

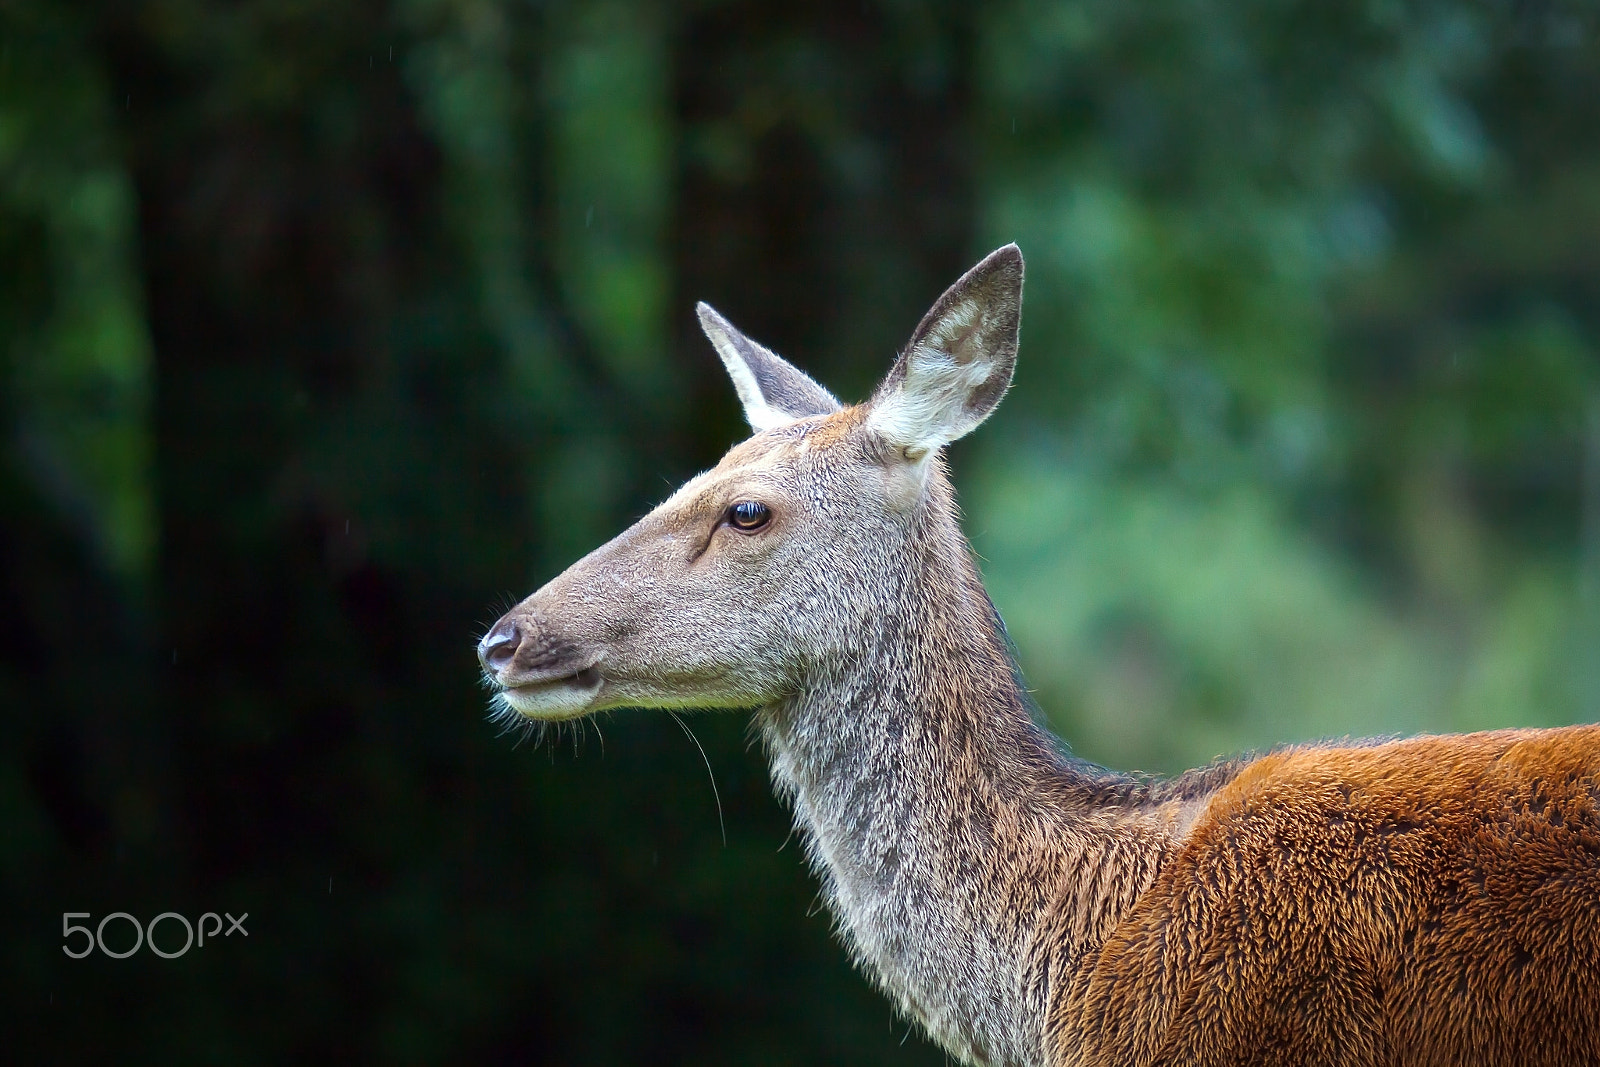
(495, 665), (604, 721)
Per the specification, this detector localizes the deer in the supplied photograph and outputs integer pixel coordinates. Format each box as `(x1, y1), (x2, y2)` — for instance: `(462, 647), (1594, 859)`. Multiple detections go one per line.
(478, 245), (1600, 1067)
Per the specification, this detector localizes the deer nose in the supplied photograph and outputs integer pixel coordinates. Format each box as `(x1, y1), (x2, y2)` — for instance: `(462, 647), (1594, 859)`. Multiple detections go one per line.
(478, 618), (521, 674)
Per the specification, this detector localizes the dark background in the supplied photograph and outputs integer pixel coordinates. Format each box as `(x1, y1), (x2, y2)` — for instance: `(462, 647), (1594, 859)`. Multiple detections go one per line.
(4, 0), (1599, 1061)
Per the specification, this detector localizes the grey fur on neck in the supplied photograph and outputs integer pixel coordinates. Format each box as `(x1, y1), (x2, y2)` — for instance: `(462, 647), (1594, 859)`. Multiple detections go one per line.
(757, 472), (1226, 1067)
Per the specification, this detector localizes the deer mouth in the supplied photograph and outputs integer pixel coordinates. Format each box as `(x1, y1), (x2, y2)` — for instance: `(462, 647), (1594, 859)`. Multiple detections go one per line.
(495, 662), (604, 721)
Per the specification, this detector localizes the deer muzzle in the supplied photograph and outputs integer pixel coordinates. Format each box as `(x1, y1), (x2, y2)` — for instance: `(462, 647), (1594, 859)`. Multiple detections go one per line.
(478, 611), (604, 720)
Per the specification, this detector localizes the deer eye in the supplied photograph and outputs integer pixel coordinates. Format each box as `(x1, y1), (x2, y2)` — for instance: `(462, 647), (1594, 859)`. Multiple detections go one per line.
(727, 501), (772, 532)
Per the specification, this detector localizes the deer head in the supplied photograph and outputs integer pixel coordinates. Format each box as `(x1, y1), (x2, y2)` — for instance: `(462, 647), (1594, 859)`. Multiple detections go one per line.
(478, 245), (1023, 725)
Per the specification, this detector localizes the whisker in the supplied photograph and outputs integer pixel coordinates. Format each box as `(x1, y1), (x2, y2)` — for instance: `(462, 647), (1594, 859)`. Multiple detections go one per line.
(667, 710), (726, 847)
(487, 696), (546, 750)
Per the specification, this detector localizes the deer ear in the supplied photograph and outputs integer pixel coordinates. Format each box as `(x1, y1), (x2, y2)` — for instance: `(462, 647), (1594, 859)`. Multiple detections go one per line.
(697, 303), (842, 433)
(866, 245), (1023, 460)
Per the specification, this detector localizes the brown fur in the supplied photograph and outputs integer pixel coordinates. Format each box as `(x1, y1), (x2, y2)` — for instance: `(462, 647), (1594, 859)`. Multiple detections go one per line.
(480, 246), (1600, 1066)
(1058, 728), (1600, 1066)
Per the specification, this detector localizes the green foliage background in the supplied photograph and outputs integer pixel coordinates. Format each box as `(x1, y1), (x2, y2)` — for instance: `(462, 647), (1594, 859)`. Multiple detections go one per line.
(3, 0), (1597, 1061)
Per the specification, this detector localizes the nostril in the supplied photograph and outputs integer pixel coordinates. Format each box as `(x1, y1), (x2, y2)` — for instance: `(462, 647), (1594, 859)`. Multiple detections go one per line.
(479, 619), (521, 672)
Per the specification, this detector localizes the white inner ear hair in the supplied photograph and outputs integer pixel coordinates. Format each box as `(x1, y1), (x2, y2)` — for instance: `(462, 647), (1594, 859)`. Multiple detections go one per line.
(868, 298), (996, 456)
(708, 332), (796, 434)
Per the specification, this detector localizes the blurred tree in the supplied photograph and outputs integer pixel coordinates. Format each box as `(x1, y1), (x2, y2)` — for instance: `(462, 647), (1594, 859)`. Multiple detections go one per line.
(968, 0), (1600, 770)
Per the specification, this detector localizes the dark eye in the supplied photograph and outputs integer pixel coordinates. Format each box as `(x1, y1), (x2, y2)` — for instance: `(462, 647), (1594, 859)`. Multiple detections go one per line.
(727, 501), (772, 532)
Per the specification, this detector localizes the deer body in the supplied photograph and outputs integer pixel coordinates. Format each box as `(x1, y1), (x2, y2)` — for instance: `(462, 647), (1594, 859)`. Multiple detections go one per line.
(1056, 726), (1600, 1066)
(480, 246), (1600, 1066)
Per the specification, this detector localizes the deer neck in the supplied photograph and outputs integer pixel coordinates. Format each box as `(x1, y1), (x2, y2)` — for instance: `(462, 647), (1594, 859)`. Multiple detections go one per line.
(758, 484), (1194, 1067)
